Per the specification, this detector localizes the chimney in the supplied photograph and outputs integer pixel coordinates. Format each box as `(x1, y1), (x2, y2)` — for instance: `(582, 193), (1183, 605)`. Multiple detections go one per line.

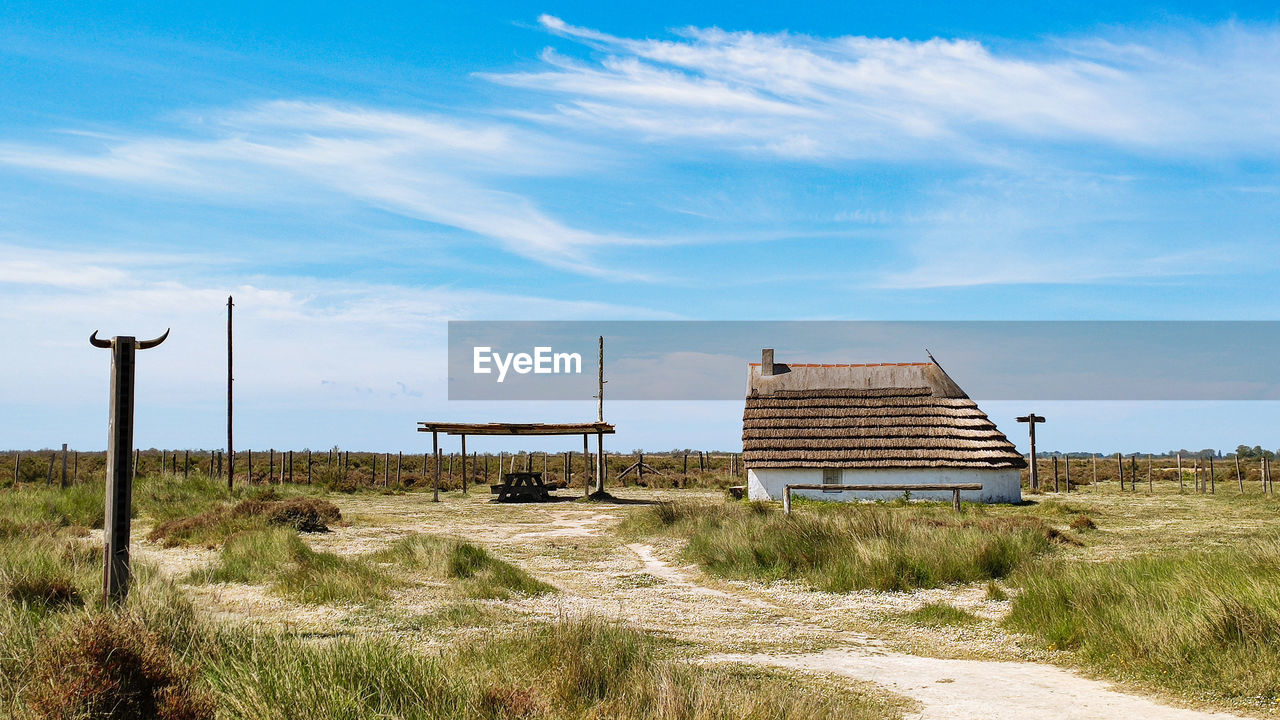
(761, 348), (774, 377)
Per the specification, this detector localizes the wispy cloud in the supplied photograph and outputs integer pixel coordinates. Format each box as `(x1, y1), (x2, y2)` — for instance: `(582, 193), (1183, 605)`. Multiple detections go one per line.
(486, 17), (1280, 161)
(0, 101), (660, 278)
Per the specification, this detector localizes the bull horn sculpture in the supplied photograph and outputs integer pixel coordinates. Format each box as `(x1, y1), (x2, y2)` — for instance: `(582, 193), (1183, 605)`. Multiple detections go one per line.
(138, 328), (170, 349)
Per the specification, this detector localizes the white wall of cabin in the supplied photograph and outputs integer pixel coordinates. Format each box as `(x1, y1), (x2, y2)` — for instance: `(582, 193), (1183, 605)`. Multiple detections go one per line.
(746, 467), (1022, 504)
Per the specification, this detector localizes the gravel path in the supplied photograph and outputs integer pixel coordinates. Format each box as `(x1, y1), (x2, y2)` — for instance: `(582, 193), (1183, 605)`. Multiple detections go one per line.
(627, 544), (1251, 720)
(711, 649), (1249, 720)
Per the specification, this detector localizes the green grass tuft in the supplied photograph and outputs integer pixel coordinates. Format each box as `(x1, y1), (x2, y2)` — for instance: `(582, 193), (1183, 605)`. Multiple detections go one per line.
(627, 501), (1057, 592)
(1006, 540), (1280, 703)
(189, 528), (392, 604)
(372, 534), (554, 599)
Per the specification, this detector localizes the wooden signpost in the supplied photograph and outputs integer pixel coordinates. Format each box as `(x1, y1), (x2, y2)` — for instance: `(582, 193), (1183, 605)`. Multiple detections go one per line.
(90, 328), (168, 604)
(1016, 413), (1045, 491)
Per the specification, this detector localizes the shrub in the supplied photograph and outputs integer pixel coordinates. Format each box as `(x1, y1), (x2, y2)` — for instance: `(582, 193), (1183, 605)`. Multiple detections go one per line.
(149, 497), (341, 547)
(26, 613), (215, 720)
(1069, 515), (1097, 532)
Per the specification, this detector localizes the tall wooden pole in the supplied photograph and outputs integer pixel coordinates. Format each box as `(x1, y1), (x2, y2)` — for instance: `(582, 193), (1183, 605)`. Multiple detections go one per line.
(91, 328), (167, 605)
(461, 436), (468, 493)
(1236, 454), (1244, 493)
(583, 434), (590, 497)
(60, 443), (68, 489)
(226, 295), (234, 490)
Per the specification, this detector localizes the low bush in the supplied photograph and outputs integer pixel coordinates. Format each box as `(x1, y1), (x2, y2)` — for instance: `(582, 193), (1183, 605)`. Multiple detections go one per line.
(1069, 515), (1097, 532)
(149, 497), (341, 547)
(27, 613), (215, 720)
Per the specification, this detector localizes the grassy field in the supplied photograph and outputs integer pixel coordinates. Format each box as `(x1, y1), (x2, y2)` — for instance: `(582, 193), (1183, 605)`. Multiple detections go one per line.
(8, 465), (1280, 716)
(0, 473), (906, 719)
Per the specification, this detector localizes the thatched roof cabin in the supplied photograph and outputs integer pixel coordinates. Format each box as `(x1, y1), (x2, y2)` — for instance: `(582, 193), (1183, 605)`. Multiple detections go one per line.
(742, 350), (1024, 503)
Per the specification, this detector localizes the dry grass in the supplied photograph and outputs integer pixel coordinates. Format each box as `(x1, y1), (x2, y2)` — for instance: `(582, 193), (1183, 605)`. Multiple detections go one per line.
(148, 496), (341, 547)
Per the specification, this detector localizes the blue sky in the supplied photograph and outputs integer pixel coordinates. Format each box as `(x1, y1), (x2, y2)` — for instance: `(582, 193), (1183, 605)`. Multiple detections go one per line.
(2, 1), (1280, 455)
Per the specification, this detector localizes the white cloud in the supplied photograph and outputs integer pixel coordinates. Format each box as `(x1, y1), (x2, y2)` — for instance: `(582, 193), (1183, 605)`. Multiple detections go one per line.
(0, 101), (658, 279)
(485, 17), (1280, 160)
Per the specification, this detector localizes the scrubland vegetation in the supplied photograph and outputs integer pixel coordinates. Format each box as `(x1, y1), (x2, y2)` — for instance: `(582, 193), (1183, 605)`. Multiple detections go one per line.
(1008, 540), (1280, 704)
(625, 499), (1061, 591)
(0, 472), (902, 719)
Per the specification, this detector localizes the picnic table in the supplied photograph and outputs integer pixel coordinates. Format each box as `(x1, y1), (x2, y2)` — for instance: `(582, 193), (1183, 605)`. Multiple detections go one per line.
(491, 471), (556, 502)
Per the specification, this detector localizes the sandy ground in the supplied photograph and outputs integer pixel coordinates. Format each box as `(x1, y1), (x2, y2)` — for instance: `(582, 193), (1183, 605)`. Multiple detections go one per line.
(138, 487), (1258, 719)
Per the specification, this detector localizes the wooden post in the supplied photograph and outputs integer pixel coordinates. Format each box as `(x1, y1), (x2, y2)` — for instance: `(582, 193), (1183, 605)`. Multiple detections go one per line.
(132, 449), (138, 479)
(74, 451), (79, 484)
(269, 449), (275, 484)
(953, 487), (962, 512)
(1147, 454), (1153, 493)
(1065, 456), (1071, 493)
(1017, 414), (1045, 491)
(432, 431), (440, 502)
(460, 436), (468, 493)
(90, 328), (168, 605)
(594, 431), (605, 495)
(484, 453), (489, 484)
(307, 450), (313, 485)
(583, 435), (590, 497)
(564, 451), (570, 487)
(1209, 455), (1216, 494)
(1053, 455), (1059, 493)
(682, 452), (688, 485)
(1236, 454), (1244, 493)
(1130, 455), (1137, 492)
(383, 452), (390, 487)
(1178, 453), (1184, 493)
(1092, 456), (1097, 488)
(783, 485), (792, 515)
(226, 295), (234, 490)
(12, 451), (18, 485)
(397, 451), (402, 488)
(60, 443), (68, 489)
(637, 451), (644, 485)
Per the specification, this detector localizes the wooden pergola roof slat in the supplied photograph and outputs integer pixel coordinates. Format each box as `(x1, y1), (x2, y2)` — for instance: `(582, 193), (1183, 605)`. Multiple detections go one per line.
(416, 422), (615, 436)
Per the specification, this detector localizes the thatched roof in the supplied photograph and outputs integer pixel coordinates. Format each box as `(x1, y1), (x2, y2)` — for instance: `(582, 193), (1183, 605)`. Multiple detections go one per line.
(742, 359), (1025, 470)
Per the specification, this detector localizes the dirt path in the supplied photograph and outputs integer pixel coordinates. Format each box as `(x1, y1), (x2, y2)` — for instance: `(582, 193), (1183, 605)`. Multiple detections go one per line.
(627, 544), (1251, 720)
(143, 489), (1261, 719)
(712, 649), (1248, 720)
